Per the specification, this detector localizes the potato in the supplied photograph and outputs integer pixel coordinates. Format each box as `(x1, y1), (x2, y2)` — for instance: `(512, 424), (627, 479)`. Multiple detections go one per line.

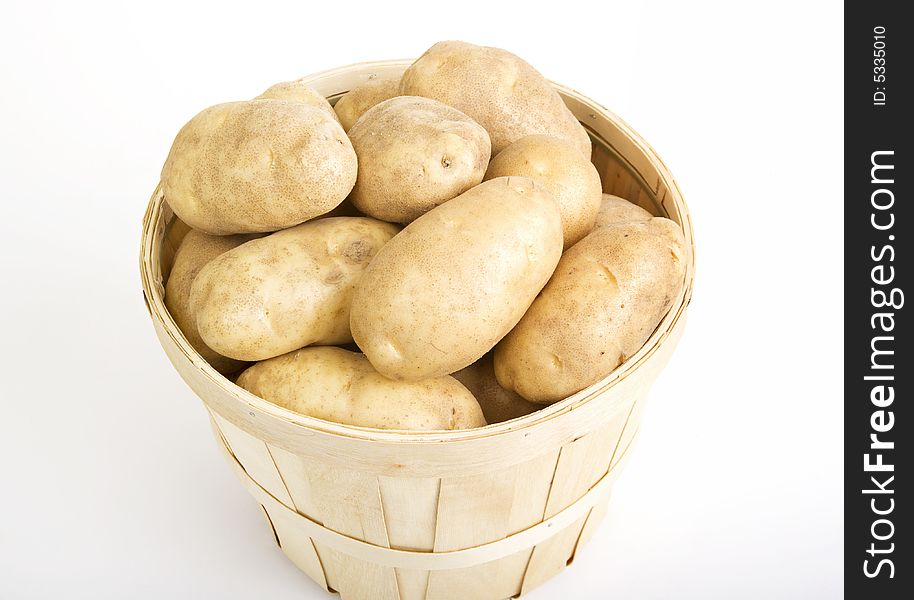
(485, 135), (601, 248)
(333, 77), (400, 132)
(165, 230), (254, 374)
(494, 218), (686, 403)
(190, 217), (399, 361)
(351, 176), (563, 381)
(452, 354), (540, 424)
(161, 100), (357, 235)
(349, 96), (491, 223)
(593, 194), (653, 228)
(237, 347), (486, 430)
(256, 80), (340, 123)
(400, 41), (591, 157)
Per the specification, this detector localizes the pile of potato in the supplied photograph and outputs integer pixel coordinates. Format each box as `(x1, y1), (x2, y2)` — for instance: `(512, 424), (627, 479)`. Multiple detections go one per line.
(161, 41), (686, 431)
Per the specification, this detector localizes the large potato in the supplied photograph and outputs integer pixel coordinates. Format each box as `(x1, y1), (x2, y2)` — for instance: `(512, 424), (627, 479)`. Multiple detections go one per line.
(400, 41), (591, 157)
(494, 218), (686, 403)
(237, 347), (486, 430)
(164, 230), (254, 374)
(351, 176), (563, 381)
(593, 193), (653, 228)
(452, 354), (540, 424)
(349, 96), (491, 223)
(190, 217), (399, 361)
(256, 80), (339, 123)
(161, 100), (357, 235)
(333, 77), (400, 132)
(485, 135), (602, 248)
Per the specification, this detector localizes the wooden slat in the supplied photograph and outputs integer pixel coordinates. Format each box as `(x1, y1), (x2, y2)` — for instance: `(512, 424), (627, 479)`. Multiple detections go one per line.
(592, 120), (664, 201)
(306, 465), (389, 544)
(209, 420), (331, 592)
(433, 469), (518, 553)
(305, 464), (399, 600)
(658, 181), (684, 226)
(210, 411), (295, 508)
(426, 549), (532, 600)
(378, 476), (440, 600)
(263, 503), (331, 592)
(568, 393), (647, 564)
(426, 450), (560, 600)
(520, 409), (633, 595)
(379, 476), (440, 551)
(544, 413), (630, 519)
(311, 544), (341, 593)
(611, 394), (648, 470)
(268, 445), (322, 522)
(592, 146), (660, 217)
(507, 449), (562, 534)
(569, 493), (612, 564)
(394, 569), (430, 600)
(522, 515), (589, 594)
(426, 467), (519, 599)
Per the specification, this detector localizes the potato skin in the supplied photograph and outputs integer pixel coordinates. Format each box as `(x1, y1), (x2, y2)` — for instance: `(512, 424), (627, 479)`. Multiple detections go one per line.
(349, 96), (491, 223)
(161, 100), (357, 235)
(256, 80), (340, 123)
(494, 218), (686, 404)
(333, 77), (400, 132)
(164, 230), (254, 374)
(485, 135), (602, 248)
(452, 354), (540, 424)
(190, 217), (399, 361)
(593, 194), (653, 228)
(237, 347), (486, 430)
(351, 176), (563, 381)
(400, 41), (591, 157)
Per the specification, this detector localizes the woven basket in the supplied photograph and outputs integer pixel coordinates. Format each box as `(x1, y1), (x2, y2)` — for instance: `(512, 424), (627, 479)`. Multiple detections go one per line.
(140, 60), (696, 600)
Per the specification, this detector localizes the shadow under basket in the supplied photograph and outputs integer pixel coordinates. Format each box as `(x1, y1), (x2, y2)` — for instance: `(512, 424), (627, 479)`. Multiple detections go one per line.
(140, 60), (696, 600)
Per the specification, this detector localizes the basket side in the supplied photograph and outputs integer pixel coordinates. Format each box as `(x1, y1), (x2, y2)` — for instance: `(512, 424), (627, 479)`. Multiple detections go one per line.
(208, 380), (650, 599)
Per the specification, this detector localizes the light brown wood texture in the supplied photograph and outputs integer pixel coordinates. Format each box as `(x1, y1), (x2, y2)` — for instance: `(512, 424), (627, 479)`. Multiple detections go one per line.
(140, 60), (696, 599)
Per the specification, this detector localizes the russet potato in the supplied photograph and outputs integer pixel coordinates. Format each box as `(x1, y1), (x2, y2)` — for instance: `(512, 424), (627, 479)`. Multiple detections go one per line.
(164, 229), (254, 374)
(350, 176), (563, 381)
(256, 80), (340, 123)
(485, 135), (602, 248)
(237, 347), (486, 430)
(190, 217), (399, 362)
(333, 76), (400, 132)
(452, 354), (540, 424)
(400, 41), (591, 157)
(161, 99), (356, 235)
(593, 193), (653, 228)
(494, 218), (686, 403)
(348, 96), (491, 223)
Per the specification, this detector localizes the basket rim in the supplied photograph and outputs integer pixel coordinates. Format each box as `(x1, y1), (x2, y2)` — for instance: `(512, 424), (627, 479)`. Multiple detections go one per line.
(140, 59), (696, 445)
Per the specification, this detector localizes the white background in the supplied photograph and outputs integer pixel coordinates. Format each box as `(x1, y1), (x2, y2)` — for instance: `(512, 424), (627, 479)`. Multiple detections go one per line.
(0, 1), (843, 598)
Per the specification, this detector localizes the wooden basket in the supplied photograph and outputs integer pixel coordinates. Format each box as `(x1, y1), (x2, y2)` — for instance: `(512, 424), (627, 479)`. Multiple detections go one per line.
(140, 60), (696, 600)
